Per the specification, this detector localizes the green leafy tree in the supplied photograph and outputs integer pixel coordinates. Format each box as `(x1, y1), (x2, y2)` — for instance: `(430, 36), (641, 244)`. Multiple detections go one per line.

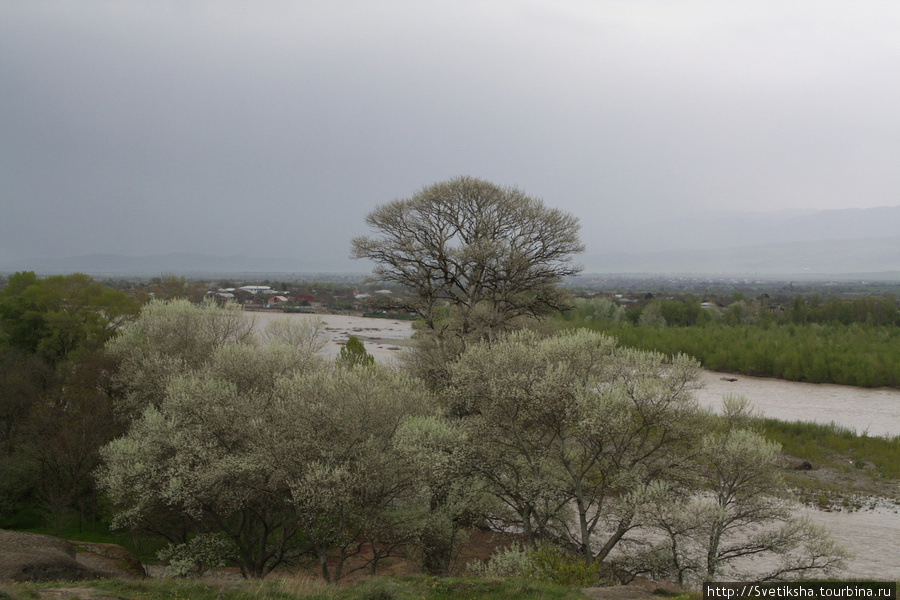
(0, 272), (136, 364)
(0, 272), (43, 353)
(23, 351), (123, 533)
(0, 349), (51, 455)
(148, 274), (206, 302)
(0, 273), (135, 528)
(0, 349), (52, 525)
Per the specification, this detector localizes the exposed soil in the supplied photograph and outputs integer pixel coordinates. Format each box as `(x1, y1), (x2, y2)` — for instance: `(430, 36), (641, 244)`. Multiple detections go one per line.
(27, 588), (121, 600)
(781, 453), (900, 510)
(581, 586), (668, 600)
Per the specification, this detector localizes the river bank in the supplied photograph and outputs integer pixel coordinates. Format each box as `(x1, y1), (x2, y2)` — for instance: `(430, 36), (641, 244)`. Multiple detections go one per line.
(250, 310), (414, 362)
(248, 311), (900, 579)
(252, 311), (900, 437)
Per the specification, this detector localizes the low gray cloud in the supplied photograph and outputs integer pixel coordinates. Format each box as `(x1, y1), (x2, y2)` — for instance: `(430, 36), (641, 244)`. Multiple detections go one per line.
(2, 1), (898, 270)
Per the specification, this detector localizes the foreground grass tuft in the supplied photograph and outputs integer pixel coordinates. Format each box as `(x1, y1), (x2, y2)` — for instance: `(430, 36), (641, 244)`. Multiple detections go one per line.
(0, 575), (592, 600)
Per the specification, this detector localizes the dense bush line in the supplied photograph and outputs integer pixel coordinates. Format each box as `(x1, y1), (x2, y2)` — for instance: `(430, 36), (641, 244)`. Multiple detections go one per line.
(581, 322), (900, 387)
(562, 296), (900, 388)
(0, 270), (859, 586)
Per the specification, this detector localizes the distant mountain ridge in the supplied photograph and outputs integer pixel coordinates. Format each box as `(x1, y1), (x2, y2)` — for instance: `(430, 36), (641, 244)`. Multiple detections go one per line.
(0, 253), (363, 276)
(3, 205), (898, 278)
(594, 204), (900, 253)
(584, 235), (900, 277)
(579, 204), (900, 276)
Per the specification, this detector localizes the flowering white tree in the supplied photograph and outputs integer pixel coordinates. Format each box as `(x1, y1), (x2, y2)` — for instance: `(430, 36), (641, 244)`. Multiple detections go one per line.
(106, 298), (260, 418)
(445, 329), (707, 565)
(100, 300), (431, 579)
(627, 398), (849, 585)
(99, 354), (430, 579)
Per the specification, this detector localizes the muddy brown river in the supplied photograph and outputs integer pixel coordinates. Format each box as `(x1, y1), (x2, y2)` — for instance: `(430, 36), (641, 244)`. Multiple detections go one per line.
(697, 371), (900, 438)
(696, 371), (900, 580)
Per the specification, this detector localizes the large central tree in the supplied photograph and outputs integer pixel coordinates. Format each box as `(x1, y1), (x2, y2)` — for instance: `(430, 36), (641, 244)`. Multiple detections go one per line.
(351, 177), (584, 342)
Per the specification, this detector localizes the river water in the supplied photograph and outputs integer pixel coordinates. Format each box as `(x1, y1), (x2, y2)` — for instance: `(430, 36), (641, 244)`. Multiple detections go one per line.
(257, 311), (900, 438)
(252, 312), (900, 579)
(800, 505), (900, 580)
(697, 371), (900, 438)
(695, 371), (900, 580)
(249, 310), (414, 362)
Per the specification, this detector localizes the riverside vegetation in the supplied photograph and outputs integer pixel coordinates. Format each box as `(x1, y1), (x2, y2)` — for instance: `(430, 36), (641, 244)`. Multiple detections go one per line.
(560, 294), (900, 388)
(0, 178), (896, 594)
(2, 294), (831, 600)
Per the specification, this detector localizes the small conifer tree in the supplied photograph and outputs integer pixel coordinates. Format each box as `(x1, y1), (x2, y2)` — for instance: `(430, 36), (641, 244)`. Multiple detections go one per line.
(338, 335), (374, 368)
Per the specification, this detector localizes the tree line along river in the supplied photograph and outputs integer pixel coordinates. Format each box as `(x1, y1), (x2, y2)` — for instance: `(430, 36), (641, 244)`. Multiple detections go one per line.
(257, 312), (900, 580)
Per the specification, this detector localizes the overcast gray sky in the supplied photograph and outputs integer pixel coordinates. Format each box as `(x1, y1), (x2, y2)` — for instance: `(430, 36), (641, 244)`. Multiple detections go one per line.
(2, 1), (899, 270)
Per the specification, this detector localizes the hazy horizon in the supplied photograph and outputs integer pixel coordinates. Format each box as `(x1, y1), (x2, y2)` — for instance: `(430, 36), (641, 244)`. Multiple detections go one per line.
(3, 2), (899, 270)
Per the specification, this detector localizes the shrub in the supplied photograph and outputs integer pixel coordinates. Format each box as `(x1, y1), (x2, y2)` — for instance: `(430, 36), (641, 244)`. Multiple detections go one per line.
(157, 533), (234, 577)
(471, 542), (602, 587)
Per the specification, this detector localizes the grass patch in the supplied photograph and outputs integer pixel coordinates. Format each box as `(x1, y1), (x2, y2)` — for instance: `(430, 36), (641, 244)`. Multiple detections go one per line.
(0, 575), (594, 600)
(4, 510), (168, 564)
(759, 418), (900, 507)
(761, 418), (900, 479)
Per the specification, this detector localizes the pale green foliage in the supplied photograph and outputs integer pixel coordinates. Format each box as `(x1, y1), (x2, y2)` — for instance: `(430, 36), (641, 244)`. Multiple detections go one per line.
(352, 176), (584, 342)
(157, 533), (234, 577)
(573, 297), (625, 323)
(260, 316), (327, 353)
(724, 299), (762, 325)
(529, 543), (604, 586)
(107, 298), (259, 417)
(472, 542), (602, 587)
(469, 542), (534, 578)
(628, 398), (849, 585)
(638, 302), (667, 328)
(445, 329), (707, 565)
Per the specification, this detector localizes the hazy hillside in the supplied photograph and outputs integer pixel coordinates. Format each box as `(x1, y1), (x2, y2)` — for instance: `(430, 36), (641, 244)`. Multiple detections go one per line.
(591, 205), (900, 253)
(584, 236), (900, 277)
(0, 253), (361, 277)
(3, 205), (898, 278)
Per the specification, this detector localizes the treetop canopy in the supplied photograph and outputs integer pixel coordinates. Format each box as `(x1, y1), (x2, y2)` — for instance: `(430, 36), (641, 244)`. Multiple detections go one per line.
(351, 176), (584, 339)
